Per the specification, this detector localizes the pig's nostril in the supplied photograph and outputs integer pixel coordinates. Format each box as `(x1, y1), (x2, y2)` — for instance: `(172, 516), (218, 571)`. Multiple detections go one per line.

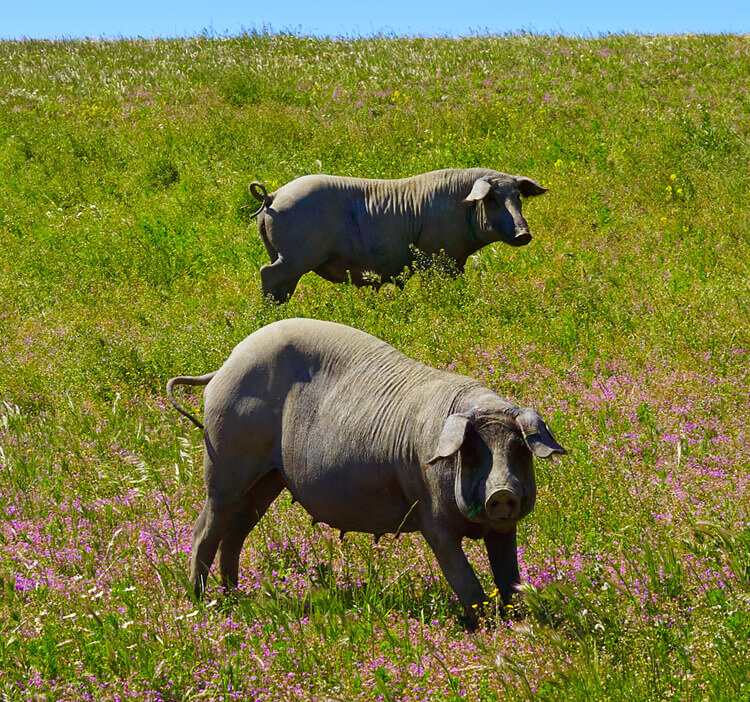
(513, 230), (532, 245)
(485, 491), (520, 520)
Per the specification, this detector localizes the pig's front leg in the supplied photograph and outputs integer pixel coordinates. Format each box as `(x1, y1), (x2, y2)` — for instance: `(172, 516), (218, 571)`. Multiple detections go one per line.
(421, 523), (486, 630)
(484, 527), (520, 607)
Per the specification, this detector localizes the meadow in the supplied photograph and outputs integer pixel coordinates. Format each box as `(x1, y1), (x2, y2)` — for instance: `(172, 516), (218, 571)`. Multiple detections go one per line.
(0, 32), (749, 700)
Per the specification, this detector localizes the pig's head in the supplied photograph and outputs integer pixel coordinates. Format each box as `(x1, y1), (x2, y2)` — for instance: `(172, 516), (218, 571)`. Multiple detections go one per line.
(428, 405), (565, 532)
(462, 174), (547, 247)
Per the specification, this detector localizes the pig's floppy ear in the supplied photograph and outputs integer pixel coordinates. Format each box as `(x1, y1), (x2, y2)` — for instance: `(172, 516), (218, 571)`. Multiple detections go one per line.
(427, 413), (472, 465)
(514, 408), (566, 458)
(514, 176), (548, 197)
(462, 178), (493, 204)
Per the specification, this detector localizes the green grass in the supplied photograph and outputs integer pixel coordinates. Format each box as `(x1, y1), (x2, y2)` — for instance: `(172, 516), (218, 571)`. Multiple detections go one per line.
(1, 33), (749, 700)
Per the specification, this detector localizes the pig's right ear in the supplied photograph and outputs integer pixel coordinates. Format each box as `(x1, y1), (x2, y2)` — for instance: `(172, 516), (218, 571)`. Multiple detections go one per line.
(427, 413), (472, 465)
(462, 178), (492, 204)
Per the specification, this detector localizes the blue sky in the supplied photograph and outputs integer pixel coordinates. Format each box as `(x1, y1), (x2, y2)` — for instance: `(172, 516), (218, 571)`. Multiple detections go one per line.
(2, 0), (749, 39)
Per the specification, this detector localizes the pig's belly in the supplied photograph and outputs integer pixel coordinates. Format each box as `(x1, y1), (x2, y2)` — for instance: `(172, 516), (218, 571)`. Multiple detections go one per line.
(280, 459), (420, 535)
(314, 255), (403, 286)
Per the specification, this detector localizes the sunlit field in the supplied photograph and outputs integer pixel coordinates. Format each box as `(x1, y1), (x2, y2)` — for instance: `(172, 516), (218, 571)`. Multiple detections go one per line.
(1, 33), (749, 700)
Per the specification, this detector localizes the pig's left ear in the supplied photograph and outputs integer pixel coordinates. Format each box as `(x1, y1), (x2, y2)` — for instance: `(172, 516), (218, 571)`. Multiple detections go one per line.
(462, 178), (493, 204)
(427, 413), (472, 464)
(515, 176), (548, 197)
(514, 408), (566, 458)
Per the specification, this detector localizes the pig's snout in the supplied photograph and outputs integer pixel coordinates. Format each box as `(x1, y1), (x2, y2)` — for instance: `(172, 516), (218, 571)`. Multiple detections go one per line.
(484, 488), (521, 521)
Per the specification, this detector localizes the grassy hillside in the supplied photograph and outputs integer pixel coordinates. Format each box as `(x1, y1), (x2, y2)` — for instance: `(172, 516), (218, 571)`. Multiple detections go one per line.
(1, 33), (749, 700)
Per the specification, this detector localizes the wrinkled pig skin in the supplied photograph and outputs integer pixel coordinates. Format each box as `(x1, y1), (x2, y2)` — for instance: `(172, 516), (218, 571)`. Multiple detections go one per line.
(250, 168), (547, 302)
(167, 318), (565, 627)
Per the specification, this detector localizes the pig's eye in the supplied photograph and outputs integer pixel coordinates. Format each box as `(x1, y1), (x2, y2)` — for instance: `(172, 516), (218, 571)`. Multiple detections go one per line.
(461, 432), (490, 466)
(510, 440), (532, 465)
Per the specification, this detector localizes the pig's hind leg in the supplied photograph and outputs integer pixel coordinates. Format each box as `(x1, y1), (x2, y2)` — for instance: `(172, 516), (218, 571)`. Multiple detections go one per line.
(259, 255), (312, 303)
(190, 432), (277, 599)
(190, 496), (230, 599)
(218, 470), (284, 591)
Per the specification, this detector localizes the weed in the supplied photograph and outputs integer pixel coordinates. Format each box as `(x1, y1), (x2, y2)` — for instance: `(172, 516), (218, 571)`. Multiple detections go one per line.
(0, 32), (749, 701)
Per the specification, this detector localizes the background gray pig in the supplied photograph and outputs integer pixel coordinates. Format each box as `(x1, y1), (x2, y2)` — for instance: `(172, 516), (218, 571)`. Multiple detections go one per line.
(249, 168), (547, 302)
(168, 319), (565, 628)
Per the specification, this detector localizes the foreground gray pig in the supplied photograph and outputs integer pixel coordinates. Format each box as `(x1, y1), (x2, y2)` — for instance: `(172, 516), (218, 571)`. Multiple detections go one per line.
(249, 168), (547, 302)
(167, 319), (565, 627)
